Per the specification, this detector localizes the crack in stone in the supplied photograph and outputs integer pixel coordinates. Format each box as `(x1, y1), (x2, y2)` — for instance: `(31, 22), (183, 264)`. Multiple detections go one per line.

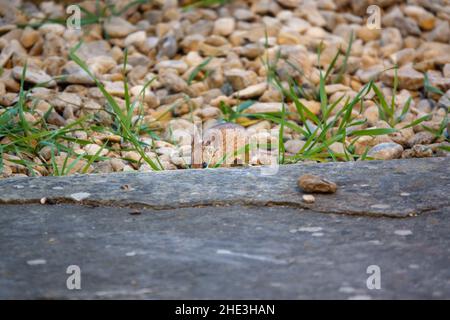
(0, 197), (441, 219)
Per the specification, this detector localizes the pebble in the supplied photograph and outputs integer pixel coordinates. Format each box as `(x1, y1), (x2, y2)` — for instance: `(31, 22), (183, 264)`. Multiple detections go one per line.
(20, 27), (40, 48)
(84, 144), (108, 157)
(155, 60), (188, 74)
(284, 140), (305, 154)
(367, 142), (404, 160)
(0, 0), (448, 178)
(12, 66), (56, 87)
(363, 106), (380, 126)
(404, 5), (435, 30)
(124, 30), (147, 47)
(426, 21), (450, 43)
(77, 41), (112, 60)
(158, 34), (178, 59)
(390, 48), (416, 66)
(444, 64), (450, 78)
(245, 102), (283, 114)
(159, 69), (190, 94)
(408, 132), (436, 147)
(224, 69), (258, 91)
(103, 17), (137, 38)
(297, 174), (337, 194)
(232, 82), (267, 99)
(381, 66), (424, 90)
(402, 144), (433, 158)
(213, 17), (235, 36)
(61, 61), (94, 84)
(438, 90), (450, 109)
(299, 99), (321, 115)
(302, 194), (316, 204)
(329, 142), (346, 155)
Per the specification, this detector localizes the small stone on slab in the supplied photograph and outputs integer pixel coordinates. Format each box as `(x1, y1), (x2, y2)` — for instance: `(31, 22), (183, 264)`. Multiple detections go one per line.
(302, 194), (316, 203)
(297, 174), (337, 194)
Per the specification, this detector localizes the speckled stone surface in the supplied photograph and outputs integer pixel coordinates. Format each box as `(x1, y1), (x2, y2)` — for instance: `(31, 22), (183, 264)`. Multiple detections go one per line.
(0, 204), (449, 299)
(0, 158), (449, 217)
(0, 158), (449, 299)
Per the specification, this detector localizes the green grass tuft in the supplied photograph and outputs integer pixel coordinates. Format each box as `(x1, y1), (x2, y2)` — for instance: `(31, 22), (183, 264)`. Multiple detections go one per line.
(69, 43), (162, 171)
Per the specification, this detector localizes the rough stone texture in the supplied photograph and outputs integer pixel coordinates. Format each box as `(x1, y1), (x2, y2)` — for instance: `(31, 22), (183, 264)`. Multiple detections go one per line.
(0, 158), (449, 299)
(0, 158), (448, 218)
(0, 203), (449, 299)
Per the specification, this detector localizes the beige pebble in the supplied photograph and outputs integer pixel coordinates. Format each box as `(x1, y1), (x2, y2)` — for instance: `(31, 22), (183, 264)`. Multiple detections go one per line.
(302, 194), (316, 204)
(298, 174), (337, 194)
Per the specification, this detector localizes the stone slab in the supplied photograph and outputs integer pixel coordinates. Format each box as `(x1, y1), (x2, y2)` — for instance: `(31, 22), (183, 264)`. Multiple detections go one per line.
(0, 158), (449, 299)
(0, 158), (449, 217)
(0, 204), (449, 299)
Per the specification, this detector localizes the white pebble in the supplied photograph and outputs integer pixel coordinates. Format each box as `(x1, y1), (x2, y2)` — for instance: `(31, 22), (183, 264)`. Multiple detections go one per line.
(302, 194), (316, 204)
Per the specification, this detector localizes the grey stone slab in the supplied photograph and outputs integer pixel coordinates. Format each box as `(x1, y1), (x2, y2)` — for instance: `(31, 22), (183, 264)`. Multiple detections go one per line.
(0, 158), (449, 217)
(0, 158), (449, 299)
(0, 204), (449, 299)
